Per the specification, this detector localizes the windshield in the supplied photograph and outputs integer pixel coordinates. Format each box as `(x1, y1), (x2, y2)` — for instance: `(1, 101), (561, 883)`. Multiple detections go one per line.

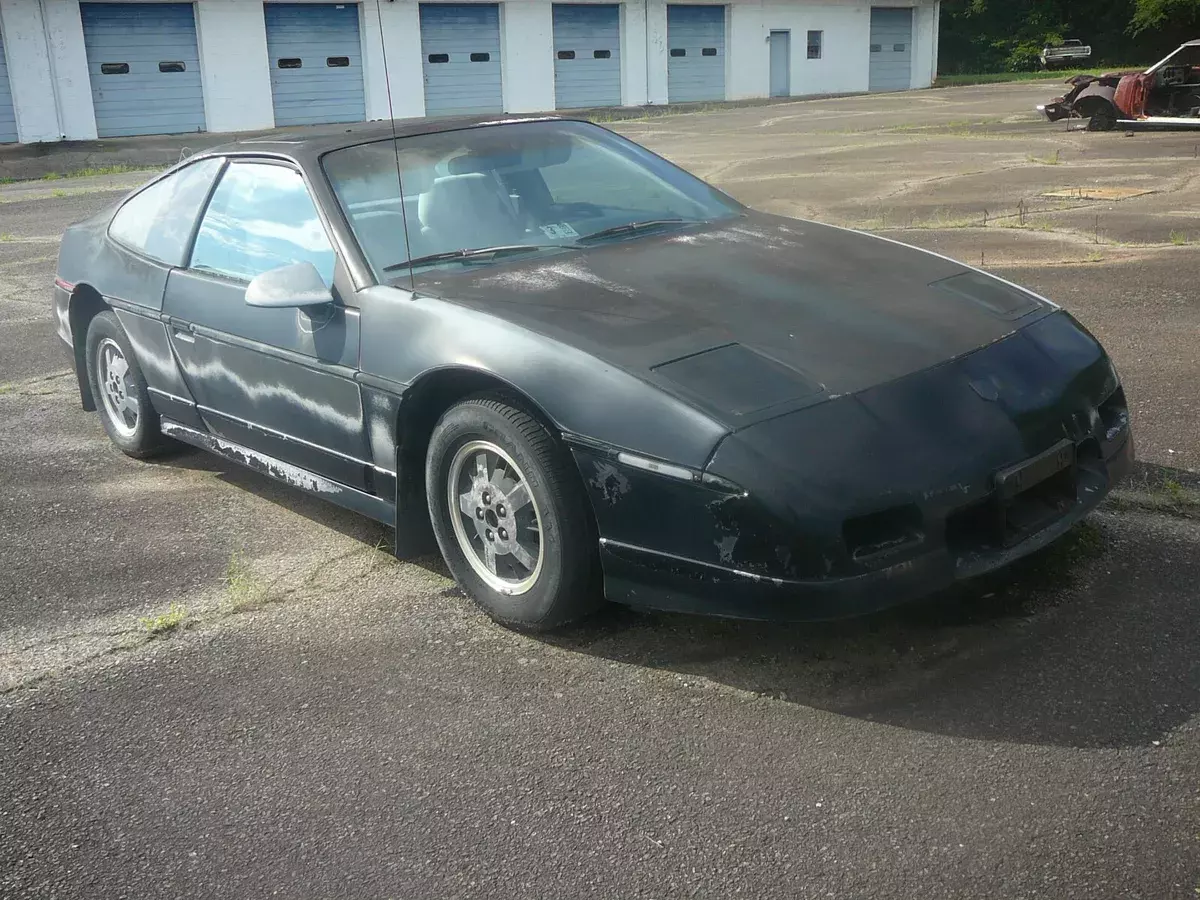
(322, 120), (742, 277)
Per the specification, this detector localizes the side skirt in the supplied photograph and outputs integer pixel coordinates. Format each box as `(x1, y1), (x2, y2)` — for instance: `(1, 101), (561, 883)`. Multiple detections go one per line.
(161, 418), (396, 527)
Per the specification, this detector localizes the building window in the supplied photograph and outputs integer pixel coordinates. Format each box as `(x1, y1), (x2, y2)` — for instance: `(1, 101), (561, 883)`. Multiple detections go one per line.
(158, 61), (186, 73)
(870, 44), (882, 53)
(670, 48), (686, 57)
(593, 49), (611, 59)
(428, 53), (449, 64)
(470, 52), (490, 62)
(807, 31), (822, 60)
(326, 56), (350, 68)
(278, 58), (302, 69)
(701, 47), (717, 56)
(558, 50), (575, 60)
(101, 63), (130, 75)
(893, 43), (906, 52)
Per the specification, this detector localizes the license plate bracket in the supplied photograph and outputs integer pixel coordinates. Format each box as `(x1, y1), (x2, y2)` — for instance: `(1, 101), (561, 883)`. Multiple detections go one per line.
(995, 439), (1076, 502)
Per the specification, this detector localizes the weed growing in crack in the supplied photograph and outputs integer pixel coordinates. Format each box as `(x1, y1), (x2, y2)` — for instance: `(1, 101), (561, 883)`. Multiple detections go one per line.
(138, 603), (189, 636)
(1027, 150), (1062, 165)
(223, 551), (269, 612)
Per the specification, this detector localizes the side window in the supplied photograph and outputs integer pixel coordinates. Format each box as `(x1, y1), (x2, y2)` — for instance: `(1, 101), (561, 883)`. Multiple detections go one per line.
(108, 158), (224, 266)
(189, 163), (336, 286)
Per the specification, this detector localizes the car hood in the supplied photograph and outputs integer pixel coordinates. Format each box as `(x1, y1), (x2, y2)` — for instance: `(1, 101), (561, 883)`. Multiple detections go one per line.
(415, 212), (1053, 427)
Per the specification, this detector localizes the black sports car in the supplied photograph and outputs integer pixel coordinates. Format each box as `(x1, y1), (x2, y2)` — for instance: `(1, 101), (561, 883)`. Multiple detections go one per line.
(53, 116), (1133, 630)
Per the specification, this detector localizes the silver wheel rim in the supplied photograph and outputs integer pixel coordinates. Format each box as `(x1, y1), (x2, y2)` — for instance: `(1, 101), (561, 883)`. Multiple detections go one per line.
(447, 440), (544, 595)
(96, 337), (139, 439)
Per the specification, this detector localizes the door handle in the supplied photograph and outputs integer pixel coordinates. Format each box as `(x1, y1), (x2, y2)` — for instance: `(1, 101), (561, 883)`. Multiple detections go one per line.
(172, 327), (195, 344)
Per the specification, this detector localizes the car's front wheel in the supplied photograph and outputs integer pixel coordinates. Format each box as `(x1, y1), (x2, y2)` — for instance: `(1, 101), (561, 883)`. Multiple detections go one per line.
(425, 394), (602, 630)
(84, 311), (168, 458)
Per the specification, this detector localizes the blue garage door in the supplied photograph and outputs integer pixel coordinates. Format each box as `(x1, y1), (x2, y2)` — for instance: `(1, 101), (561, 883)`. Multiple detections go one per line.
(0, 25), (16, 143)
(419, 4), (502, 117)
(553, 5), (621, 109)
(80, 3), (206, 137)
(667, 5), (725, 103)
(265, 3), (365, 127)
(869, 7), (913, 92)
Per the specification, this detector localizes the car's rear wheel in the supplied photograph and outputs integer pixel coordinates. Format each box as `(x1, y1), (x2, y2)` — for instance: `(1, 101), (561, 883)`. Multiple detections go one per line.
(1087, 109), (1117, 132)
(425, 394), (602, 631)
(84, 311), (168, 458)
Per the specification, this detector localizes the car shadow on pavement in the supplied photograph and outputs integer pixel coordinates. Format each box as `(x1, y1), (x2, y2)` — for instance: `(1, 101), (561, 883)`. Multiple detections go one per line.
(148, 447), (393, 549)
(546, 463), (1200, 751)
(150, 446), (1200, 751)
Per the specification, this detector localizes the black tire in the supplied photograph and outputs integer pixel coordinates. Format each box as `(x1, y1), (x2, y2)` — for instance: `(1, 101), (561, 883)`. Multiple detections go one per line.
(1087, 109), (1117, 132)
(425, 393), (602, 631)
(84, 310), (168, 458)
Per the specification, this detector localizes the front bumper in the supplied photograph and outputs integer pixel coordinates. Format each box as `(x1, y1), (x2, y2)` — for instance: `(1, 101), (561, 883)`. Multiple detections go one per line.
(1037, 100), (1073, 123)
(596, 432), (1132, 621)
(577, 311), (1133, 622)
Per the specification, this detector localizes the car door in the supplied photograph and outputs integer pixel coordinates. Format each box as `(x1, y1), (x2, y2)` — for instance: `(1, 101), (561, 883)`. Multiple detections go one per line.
(162, 158), (370, 490)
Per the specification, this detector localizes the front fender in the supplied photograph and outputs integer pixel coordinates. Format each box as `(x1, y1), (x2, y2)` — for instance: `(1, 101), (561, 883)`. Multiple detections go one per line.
(1075, 83), (1119, 118)
(357, 286), (729, 470)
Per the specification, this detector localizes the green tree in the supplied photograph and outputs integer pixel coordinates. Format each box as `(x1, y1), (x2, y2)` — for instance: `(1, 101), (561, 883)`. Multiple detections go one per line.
(939, 0), (1198, 74)
(1131, 0), (1200, 32)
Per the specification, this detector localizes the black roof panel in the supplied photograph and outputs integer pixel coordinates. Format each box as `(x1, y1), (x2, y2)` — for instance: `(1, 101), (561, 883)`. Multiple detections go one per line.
(202, 114), (573, 162)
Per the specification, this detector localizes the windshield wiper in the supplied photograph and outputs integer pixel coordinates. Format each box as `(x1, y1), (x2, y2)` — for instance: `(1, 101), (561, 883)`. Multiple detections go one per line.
(576, 218), (695, 244)
(383, 244), (568, 272)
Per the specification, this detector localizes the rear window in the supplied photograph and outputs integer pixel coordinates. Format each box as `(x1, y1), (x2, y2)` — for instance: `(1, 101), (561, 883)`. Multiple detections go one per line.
(108, 158), (224, 266)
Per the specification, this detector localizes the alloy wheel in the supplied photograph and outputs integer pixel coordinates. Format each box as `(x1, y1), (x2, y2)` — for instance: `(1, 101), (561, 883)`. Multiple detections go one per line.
(96, 337), (139, 438)
(447, 439), (544, 595)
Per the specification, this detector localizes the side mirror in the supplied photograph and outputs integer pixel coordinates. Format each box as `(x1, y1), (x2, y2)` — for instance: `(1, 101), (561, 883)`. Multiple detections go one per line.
(245, 261), (333, 309)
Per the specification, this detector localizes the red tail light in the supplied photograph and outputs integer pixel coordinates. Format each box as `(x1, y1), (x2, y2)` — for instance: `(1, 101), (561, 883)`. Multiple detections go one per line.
(54, 277), (75, 292)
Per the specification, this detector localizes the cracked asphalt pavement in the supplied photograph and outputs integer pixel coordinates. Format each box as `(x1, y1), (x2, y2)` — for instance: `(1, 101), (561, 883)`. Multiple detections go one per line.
(2, 83), (1198, 898)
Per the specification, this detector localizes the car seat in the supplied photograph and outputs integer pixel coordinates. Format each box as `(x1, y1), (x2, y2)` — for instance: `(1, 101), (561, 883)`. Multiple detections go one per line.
(417, 173), (521, 253)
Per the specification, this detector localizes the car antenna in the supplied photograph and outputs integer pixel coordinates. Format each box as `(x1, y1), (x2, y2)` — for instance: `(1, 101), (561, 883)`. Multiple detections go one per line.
(373, 2), (416, 294)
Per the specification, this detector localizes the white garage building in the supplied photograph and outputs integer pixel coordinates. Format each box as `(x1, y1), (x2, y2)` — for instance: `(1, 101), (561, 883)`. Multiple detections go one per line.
(0, 0), (939, 145)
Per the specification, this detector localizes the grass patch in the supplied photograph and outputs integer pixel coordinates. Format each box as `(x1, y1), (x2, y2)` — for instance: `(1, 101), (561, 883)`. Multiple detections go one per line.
(1163, 477), (1188, 502)
(138, 603), (189, 636)
(997, 219), (1057, 232)
(883, 118), (1006, 135)
(1170, 230), (1190, 246)
(68, 163), (160, 179)
(0, 233), (14, 241)
(40, 163), (158, 182)
(1028, 149), (1062, 166)
(1107, 473), (1200, 519)
(588, 101), (732, 125)
(223, 551), (270, 612)
(0, 383), (13, 395)
(51, 189), (68, 198)
(856, 206), (990, 231)
(936, 66), (1147, 87)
